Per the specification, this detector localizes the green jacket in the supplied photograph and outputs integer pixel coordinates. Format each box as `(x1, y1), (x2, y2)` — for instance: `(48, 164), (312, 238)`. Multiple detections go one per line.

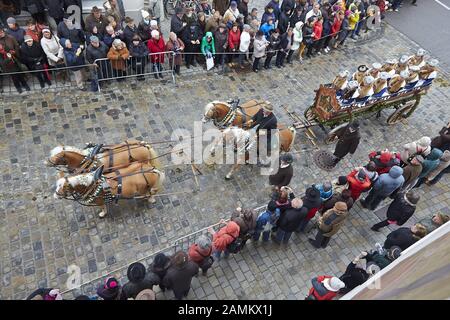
(201, 32), (216, 55)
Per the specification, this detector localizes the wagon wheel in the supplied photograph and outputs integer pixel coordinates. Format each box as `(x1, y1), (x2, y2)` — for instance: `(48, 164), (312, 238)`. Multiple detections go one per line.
(324, 122), (349, 145)
(386, 96), (420, 125)
(304, 106), (316, 122)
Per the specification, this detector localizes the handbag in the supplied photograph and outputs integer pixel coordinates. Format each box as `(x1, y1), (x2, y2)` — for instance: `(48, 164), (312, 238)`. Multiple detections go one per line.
(206, 56), (214, 70)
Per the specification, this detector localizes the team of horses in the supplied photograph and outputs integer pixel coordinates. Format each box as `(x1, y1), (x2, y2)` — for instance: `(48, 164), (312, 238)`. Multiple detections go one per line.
(49, 99), (295, 217)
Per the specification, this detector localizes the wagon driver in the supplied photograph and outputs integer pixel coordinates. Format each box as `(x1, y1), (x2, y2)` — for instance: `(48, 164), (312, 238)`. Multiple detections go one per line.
(244, 102), (278, 166)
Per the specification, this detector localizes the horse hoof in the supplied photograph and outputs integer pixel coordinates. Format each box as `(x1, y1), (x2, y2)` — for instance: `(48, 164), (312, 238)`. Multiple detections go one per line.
(98, 211), (106, 218)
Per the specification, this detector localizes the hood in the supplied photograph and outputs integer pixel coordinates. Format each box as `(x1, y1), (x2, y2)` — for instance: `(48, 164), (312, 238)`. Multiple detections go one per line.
(205, 31), (213, 39)
(295, 21), (304, 30)
(428, 148), (443, 161)
(305, 186), (321, 201)
(388, 166), (403, 178)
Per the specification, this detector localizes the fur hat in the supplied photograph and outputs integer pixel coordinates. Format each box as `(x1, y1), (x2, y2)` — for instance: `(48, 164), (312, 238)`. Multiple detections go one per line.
(339, 70), (349, 78)
(428, 59), (439, 67)
(417, 48), (426, 56)
(372, 62), (382, 69)
(334, 201), (348, 211)
(399, 70), (410, 78)
(379, 72), (389, 80)
(323, 277), (345, 292)
(364, 75), (375, 85)
(417, 136), (431, 147)
(127, 262), (146, 282)
(358, 65), (368, 73)
(405, 190), (420, 205)
(399, 55), (409, 64)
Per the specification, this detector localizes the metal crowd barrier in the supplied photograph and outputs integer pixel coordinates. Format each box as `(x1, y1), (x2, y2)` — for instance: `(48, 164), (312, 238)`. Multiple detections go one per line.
(93, 51), (176, 91)
(0, 64), (95, 95)
(60, 204), (267, 298)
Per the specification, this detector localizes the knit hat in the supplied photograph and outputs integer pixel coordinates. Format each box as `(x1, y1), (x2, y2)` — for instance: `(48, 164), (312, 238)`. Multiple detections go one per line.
(231, 1), (237, 8)
(42, 28), (51, 33)
(151, 29), (159, 38)
(334, 201), (347, 211)
(135, 289), (156, 300)
(90, 35), (99, 43)
(127, 262), (146, 282)
(6, 17), (16, 25)
(387, 246), (402, 261)
(306, 186), (321, 200)
(357, 169), (366, 181)
(105, 277), (119, 289)
(417, 136), (431, 148)
(323, 277), (345, 292)
(24, 35), (33, 42)
(405, 190), (420, 205)
(45, 289), (63, 300)
(413, 154), (425, 163)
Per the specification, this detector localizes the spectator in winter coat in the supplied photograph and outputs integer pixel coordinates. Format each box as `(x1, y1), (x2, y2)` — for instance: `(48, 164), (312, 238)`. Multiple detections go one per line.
(310, 16), (323, 56)
(165, 32), (185, 75)
(348, 4), (360, 40)
(361, 166), (405, 210)
(330, 10), (344, 49)
(44, 0), (65, 26)
(292, 21), (303, 60)
(369, 150), (401, 175)
(182, 23), (202, 68)
(205, 10), (222, 33)
(6, 17), (25, 44)
(339, 252), (370, 294)
(223, 1), (240, 25)
(269, 153), (294, 189)
(419, 213), (449, 234)
(60, 38), (86, 90)
(104, 0), (125, 25)
(121, 262), (156, 299)
(238, 24), (251, 68)
(182, 7), (198, 29)
(96, 277), (122, 300)
(297, 186), (322, 232)
(20, 36), (51, 88)
(254, 201), (280, 242)
(147, 30), (165, 79)
(321, 189), (354, 213)
(290, 5), (307, 29)
(252, 30), (268, 72)
(201, 31), (216, 59)
(371, 190), (420, 231)
(281, 0), (295, 14)
(333, 121), (361, 164)
(400, 155), (424, 191)
(138, 9), (152, 42)
(424, 150), (450, 186)
(86, 36), (109, 91)
(277, 8), (292, 35)
(188, 235), (214, 275)
(415, 148), (444, 187)
(431, 122), (450, 151)
(170, 7), (186, 38)
(25, 19), (41, 43)
(40, 28), (64, 68)
(400, 136), (432, 165)
(214, 23), (228, 69)
(57, 15), (86, 46)
(227, 23), (241, 64)
(129, 35), (149, 80)
(346, 168), (371, 201)
(85, 6), (109, 37)
(305, 3), (322, 23)
(365, 245), (402, 270)
(210, 220), (240, 260)
(306, 276), (345, 300)
(231, 207), (258, 238)
(274, 198), (308, 244)
(260, 17), (275, 40)
(123, 16), (139, 47)
(275, 27), (294, 67)
(383, 223), (427, 251)
(309, 202), (349, 249)
(268, 0), (281, 21)
(337, 10), (352, 47)
(300, 16), (315, 59)
(146, 253), (171, 291)
(314, 181), (333, 203)
(149, 0), (162, 26)
(263, 28), (280, 68)
(162, 251), (198, 300)
(107, 39), (129, 81)
(238, 0), (250, 23)
(261, 5), (276, 25)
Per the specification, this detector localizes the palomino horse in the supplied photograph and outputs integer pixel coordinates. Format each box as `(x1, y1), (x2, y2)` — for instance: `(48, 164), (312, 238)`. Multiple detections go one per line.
(205, 126), (296, 179)
(54, 162), (165, 218)
(46, 139), (161, 173)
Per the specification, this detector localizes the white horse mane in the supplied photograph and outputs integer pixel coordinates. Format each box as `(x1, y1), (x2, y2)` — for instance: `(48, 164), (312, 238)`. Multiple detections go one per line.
(56, 173), (94, 191)
(204, 100), (231, 115)
(50, 145), (90, 157)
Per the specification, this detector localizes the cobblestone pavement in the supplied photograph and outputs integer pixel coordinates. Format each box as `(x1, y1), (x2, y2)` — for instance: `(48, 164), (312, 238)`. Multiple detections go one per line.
(1, 20), (449, 299)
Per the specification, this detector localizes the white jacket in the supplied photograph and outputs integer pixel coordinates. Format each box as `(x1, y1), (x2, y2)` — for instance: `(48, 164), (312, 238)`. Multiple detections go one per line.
(239, 31), (251, 53)
(41, 35), (64, 66)
(292, 22), (303, 50)
(253, 37), (268, 58)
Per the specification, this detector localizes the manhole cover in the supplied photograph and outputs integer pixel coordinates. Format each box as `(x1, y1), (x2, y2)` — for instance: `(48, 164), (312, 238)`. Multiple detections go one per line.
(313, 150), (337, 171)
(106, 108), (120, 117)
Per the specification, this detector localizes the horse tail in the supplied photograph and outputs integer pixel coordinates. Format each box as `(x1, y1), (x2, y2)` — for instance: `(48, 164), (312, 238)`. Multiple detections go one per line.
(286, 126), (297, 152)
(143, 143), (162, 169)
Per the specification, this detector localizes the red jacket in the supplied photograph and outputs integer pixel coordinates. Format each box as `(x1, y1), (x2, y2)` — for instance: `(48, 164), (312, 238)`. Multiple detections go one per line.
(313, 22), (323, 41)
(213, 221), (240, 251)
(188, 244), (212, 264)
(346, 170), (371, 201)
(308, 276), (338, 300)
(147, 36), (165, 63)
(331, 17), (342, 36)
(228, 29), (241, 50)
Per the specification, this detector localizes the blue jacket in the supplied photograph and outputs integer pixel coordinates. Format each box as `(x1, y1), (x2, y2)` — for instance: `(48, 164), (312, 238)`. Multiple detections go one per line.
(256, 208), (280, 231)
(314, 184), (333, 202)
(373, 166), (405, 197)
(60, 38), (85, 71)
(260, 23), (275, 40)
(129, 42), (149, 58)
(419, 148), (443, 179)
